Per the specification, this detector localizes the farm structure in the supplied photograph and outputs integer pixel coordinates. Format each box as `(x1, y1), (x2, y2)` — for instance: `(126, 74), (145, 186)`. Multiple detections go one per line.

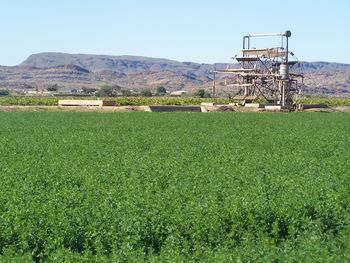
(214, 30), (304, 110)
(58, 100), (116, 107)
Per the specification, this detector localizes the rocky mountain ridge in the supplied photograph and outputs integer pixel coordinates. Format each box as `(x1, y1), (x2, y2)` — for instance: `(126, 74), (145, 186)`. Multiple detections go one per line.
(0, 52), (349, 95)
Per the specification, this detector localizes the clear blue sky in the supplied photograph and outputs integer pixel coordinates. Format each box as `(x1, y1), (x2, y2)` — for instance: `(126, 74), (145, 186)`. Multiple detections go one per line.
(1, 0), (349, 65)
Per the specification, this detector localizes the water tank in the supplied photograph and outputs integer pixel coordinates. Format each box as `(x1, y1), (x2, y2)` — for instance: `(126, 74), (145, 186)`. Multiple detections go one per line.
(280, 63), (289, 79)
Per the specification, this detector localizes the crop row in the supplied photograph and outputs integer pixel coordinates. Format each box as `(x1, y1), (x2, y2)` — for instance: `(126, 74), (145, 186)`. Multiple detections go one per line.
(0, 96), (231, 106)
(0, 96), (350, 106)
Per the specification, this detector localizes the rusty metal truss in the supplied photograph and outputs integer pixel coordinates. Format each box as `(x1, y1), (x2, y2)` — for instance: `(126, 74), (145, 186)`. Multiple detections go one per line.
(213, 30), (304, 109)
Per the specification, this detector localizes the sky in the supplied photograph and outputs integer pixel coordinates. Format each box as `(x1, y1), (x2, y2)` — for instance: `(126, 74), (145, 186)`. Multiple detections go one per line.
(0, 0), (349, 66)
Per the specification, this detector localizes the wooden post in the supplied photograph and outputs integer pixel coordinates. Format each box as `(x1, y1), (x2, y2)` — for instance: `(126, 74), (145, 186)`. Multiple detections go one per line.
(213, 67), (216, 98)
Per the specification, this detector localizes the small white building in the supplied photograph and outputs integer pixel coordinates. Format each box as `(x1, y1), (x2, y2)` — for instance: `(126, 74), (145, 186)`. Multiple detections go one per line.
(170, 90), (188, 96)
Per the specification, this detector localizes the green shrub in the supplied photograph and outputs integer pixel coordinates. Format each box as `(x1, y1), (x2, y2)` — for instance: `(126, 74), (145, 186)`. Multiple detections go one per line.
(0, 89), (10, 96)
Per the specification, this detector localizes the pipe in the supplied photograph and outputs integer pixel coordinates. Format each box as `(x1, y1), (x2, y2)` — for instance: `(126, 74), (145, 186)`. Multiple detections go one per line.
(245, 33), (285, 37)
(245, 31), (291, 38)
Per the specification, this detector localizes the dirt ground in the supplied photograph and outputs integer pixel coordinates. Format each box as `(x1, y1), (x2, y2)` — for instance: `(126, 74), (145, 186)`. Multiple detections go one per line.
(0, 106), (151, 112)
(0, 105), (349, 113)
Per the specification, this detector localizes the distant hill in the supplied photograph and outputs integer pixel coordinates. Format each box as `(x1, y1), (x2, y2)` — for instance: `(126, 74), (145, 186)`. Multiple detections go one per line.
(0, 52), (349, 95)
(21, 53), (192, 73)
(301, 61), (350, 72)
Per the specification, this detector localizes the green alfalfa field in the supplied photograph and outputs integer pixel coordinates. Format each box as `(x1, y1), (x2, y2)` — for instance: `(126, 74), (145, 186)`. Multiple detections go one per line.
(0, 112), (349, 262)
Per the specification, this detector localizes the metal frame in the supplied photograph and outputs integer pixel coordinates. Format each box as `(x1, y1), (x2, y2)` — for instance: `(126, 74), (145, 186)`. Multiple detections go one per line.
(214, 30), (304, 109)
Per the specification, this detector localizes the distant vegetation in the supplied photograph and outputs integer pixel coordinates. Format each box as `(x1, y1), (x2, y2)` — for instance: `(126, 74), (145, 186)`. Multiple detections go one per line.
(156, 86), (167, 96)
(194, 89), (211, 98)
(0, 89), (10, 96)
(82, 87), (98, 95)
(296, 97), (350, 106)
(140, 89), (153, 97)
(0, 96), (350, 107)
(46, 84), (59, 92)
(97, 84), (122, 97)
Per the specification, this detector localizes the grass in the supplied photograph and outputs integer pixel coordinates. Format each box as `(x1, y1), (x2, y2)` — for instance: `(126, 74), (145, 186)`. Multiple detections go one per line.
(0, 112), (349, 262)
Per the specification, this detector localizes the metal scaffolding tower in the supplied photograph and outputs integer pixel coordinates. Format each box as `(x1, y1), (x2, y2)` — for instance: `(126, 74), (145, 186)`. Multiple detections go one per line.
(214, 30), (304, 109)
